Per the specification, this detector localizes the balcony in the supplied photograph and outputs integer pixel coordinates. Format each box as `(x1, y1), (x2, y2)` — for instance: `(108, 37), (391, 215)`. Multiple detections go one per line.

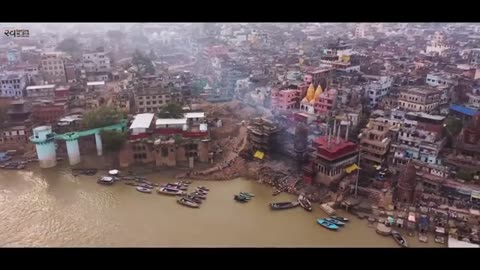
(360, 144), (388, 156)
(361, 152), (384, 163)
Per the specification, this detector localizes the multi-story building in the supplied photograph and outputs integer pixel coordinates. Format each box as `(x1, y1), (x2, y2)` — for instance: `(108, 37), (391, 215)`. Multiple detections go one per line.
(398, 87), (442, 113)
(314, 88), (337, 115)
(25, 84), (56, 100)
(31, 101), (68, 124)
(134, 88), (183, 114)
(391, 112), (446, 166)
(425, 32), (451, 56)
(0, 100), (32, 153)
(303, 129), (358, 186)
(40, 52), (66, 84)
(64, 61), (77, 83)
(360, 117), (392, 168)
(246, 118), (281, 157)
(425, 72), (458, 88)
(364, 76), (393, 106)
(469, 48), (480, 67)
(82, 51), (111, 73)
(270, 88), (301, 111)
(0, 73), (27, 98)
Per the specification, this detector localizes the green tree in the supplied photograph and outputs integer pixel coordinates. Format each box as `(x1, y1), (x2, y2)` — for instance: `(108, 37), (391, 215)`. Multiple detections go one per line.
(444, 116), (463, 147)
(82, 106), (125, 130)
(157, 103), (184, 119)
(101, 130), (128, 152)
(56, 38), (82, 55)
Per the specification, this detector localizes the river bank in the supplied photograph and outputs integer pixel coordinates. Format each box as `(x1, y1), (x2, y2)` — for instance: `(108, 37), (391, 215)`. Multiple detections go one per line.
(0, 163), (443, 247)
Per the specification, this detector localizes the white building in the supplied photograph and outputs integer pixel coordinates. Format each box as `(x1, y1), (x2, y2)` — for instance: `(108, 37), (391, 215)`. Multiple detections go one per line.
(0, 73), (27, 98)
(354, 24), (366, 39)
(86, 81), (106, 92)
(82, 52), (111, 73)
(425, 32), (451, 56)
(364, 76), (393, 106)
(426, 72), (458, 87)
(26, 84), (56, 100)
(129, 113), (155, 135)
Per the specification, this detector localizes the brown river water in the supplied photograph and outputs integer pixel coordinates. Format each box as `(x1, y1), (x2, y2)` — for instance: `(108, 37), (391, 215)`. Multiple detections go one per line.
(0, 163), (443, 247)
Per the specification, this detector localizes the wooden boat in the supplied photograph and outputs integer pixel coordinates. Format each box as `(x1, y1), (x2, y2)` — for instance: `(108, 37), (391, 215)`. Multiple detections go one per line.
(184, 195), (202, 204)
(191, 192), (207, 199)
(240, 192), (254, 197)
(392, 230), (408, 248)
(298, 196), (312, 212)
(136, 187), (152, 194)
(157, 187), (186, 196)
(195, 189), (208, 194)
(316, 219), (339, 231)
(161, 184), (188, 191)
(325, 217), (346, 226)
(197, 186), (210, 191)
(98, 176), (115, 185)
(139, 183), (154, 189)
(177, 198), (200, 208)
(269, 201), (300, 210)
(234, 195), (249, 202)
(330, 216), (349, 222)
(122, 176), (136, 181)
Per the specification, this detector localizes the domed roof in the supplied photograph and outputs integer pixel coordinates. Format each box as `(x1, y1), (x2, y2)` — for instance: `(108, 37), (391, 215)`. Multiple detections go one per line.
(314, 84), (323, 99)
(305, 83), (315, 101)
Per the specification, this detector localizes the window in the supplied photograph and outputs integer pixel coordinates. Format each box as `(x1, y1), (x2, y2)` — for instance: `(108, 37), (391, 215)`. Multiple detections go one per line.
(139, 102), (144, 105)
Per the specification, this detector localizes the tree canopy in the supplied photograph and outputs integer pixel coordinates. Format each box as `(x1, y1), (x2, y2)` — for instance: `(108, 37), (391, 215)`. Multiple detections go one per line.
(101, 130), (128, 152)
(157, 103), (185, 119)
(82, 106), (126, 130)
(132, 49), (155, 75)
(56, 38), (82, 55)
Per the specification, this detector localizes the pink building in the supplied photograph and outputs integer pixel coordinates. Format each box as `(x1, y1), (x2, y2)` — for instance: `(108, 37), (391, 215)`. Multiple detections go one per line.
(271, 88), (301, 111)
(314, 88), (337, 114)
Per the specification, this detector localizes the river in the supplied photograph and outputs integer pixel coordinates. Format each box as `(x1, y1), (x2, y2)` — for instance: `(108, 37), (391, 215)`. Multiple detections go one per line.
(0, 163), (443, 247)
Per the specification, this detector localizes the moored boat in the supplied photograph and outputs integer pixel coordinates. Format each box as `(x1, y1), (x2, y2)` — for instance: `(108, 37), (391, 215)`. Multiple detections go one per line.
(269, 201), (299, 210)
(316, 218), (339, 231)
(325, 217), (346, 226)
(392, 230), (408, 248)
(161, 184), (188, 191)
(136, 187), (152, 193)
(194, 188), (208, 194)
(98, 176), (115, 185)
(157, 187), (186, 196)
(240, 192), (254, 197)
(234, 195), (249, 202)
(184, 195), (202, 204)
(298, 196), (312, 212)
(191, 192), (207, 199)
(197, 186), (209, 191)
(330, 216), (349, 222)
(177, 198), (200, 208)
(139, 184), (154, 189)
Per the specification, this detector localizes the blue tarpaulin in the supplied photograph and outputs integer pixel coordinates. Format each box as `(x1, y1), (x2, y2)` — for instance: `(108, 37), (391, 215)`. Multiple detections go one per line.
(449, 105), (479, 117)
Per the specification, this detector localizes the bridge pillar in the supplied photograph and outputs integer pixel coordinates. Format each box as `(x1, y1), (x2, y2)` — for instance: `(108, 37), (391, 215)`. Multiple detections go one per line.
(95, 133), (103, 156)
(66, 139), (81, 165)
(30, 126), (57, 168)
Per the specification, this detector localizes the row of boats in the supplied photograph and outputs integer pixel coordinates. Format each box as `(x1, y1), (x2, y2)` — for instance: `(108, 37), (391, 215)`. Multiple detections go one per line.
(316, 216), (350, 231)
(268, 195), (312, 211)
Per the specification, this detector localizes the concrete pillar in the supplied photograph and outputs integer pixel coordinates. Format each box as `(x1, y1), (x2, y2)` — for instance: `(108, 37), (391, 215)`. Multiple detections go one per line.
(35, 142), (57, 168)
(189, 157), (194, 169)
(95, 133), (103, 156)
(66, 139), (81, 165)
